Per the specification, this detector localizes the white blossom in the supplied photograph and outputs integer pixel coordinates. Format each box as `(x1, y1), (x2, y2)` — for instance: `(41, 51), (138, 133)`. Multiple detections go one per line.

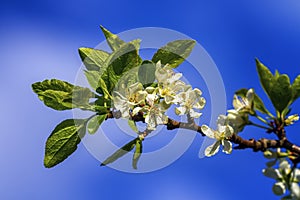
(201, 116), (234, 157)
(155, 61), (187, 104)
(113, 82), (147, 118)
(233, 88), (255, 114)
(175, 88), (206, 118)
(226, 109), (249, 133)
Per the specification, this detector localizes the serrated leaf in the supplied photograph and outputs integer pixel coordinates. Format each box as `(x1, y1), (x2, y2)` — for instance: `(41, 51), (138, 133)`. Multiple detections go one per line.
(100, 26), (125, 51)
(87, 114), (107, 134)
(138, 60), (156, 87)
(44, 119), (86, 168)
(128, 119), (138, 133)
(235, 88), (271, 115)
(101, 138), (137, 166)
(256, 59), (293, 114)
(78, 47), (109, 71)
(132, 138), (143, 169)
(152, 40), (195, 68)
(292, 75), (300, 103)
(32, 79), (94, 110)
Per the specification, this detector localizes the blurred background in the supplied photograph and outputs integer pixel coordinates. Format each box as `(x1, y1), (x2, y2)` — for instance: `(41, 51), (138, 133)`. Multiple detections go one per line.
(1, 0), (300, 199)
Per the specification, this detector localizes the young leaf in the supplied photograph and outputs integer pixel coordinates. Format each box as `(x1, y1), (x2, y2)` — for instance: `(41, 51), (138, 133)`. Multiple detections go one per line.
(101, 138), (137, 166)
(100, 25), (125, 51)
(32, 79), (94, 110)
(256, 59), (274, 98)
(87, 114), (107, 134)
(269, 74), (293, 113)
(103, 40), (142, 92)
(44, 119), (86, 168)
(152, 40), (196, 68)
(132, 138), (143, 169)
(256, 59), (293, 114)
(235, 88), (271, 115)
(292, 74), (300, 103)
(128, 119), (138, 133)
(78, 48), (109, 71)
(138, 60), (156, 87)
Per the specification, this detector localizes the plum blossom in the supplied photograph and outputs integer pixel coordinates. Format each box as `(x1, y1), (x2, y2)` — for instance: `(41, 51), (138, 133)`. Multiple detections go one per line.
(175, 88), (206, 118)
(233, 88), (255, 114)
(201, 116), (234, 157)
(226, 109), (249, 133)
(155, 61), (187, 104)
(263, 159), (300, 199)
(113, 82), (147, 118)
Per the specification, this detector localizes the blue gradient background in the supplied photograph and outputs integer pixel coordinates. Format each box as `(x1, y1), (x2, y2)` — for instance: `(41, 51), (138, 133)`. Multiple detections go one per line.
(1, 1), (300, 199)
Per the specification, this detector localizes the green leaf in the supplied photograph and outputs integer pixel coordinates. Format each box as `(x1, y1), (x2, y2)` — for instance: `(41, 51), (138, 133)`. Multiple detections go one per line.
(87, 114), (107, 134)
(84, 70), (110, 98)
(32, 79), (94, 110)
(256, 59), (293, 113)
(152, 40), (196, 68)
(256, 59), (274, 98)
(138, 60), (156, 87)
(103, 40), (142, 92)
(292, 74), (300, 102)
(44, 119), (86, 168)
(132, 138), (143, 169)
(101, 138), (137, 166)
(78, 47), (109, 71)
(100, 25), (126, 51)
(235, 88), (271, 115)
(128, 119), (138, 133)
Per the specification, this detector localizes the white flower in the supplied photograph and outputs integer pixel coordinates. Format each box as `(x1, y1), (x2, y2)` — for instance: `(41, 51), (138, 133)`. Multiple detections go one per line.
(233, 88), (254, 114)
(263, 159), (300, 198)
(175, 88), (206, 118)
(155, 61), (182, 85)
(201, 116), (234, 157)
(155, 61), (187, 104)
(140, 91), (168, 130)
(226, 109), (249, 133)
(113, 82), (147, 118)
(144, 103), (168, 130)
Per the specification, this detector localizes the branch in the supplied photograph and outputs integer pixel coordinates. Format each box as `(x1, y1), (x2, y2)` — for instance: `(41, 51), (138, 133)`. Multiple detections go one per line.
(105, 111), (300, 155)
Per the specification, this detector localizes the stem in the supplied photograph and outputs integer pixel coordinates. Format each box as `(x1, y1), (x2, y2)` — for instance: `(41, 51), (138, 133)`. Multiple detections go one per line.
(248, 121), (270, 130)
(255, 115), (269, 125)
(105, 111), (300, 156)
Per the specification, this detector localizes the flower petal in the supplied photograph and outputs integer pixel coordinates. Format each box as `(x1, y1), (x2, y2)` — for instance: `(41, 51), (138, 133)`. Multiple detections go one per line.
(189, 109), (202, 118)
(205, 141), (221, 157)
(201, 125), (215, 139)
(175, 106), (186, 115)
(132, 107), (142, 116)
(222, 140), (232, 154)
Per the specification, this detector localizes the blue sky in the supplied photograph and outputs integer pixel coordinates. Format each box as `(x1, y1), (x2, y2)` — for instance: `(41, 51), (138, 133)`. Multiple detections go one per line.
(1, 1), (300, 199)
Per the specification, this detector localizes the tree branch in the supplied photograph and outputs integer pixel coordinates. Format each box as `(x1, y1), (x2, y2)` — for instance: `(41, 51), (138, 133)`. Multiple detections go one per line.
(105, 111), (300, 155)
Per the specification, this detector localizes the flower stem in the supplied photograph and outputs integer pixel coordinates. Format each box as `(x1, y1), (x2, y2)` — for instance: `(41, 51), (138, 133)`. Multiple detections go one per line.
(248, 121), (270, 130)
(255, 115), (269, 125)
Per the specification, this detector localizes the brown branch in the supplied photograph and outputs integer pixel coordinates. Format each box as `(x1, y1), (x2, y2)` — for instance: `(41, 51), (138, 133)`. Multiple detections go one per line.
(105, 110), (300, 155)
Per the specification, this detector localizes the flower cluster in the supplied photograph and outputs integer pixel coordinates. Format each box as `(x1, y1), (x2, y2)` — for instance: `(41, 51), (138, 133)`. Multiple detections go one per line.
(263, 159), (300, 199)
(113, 61), (206, 130)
